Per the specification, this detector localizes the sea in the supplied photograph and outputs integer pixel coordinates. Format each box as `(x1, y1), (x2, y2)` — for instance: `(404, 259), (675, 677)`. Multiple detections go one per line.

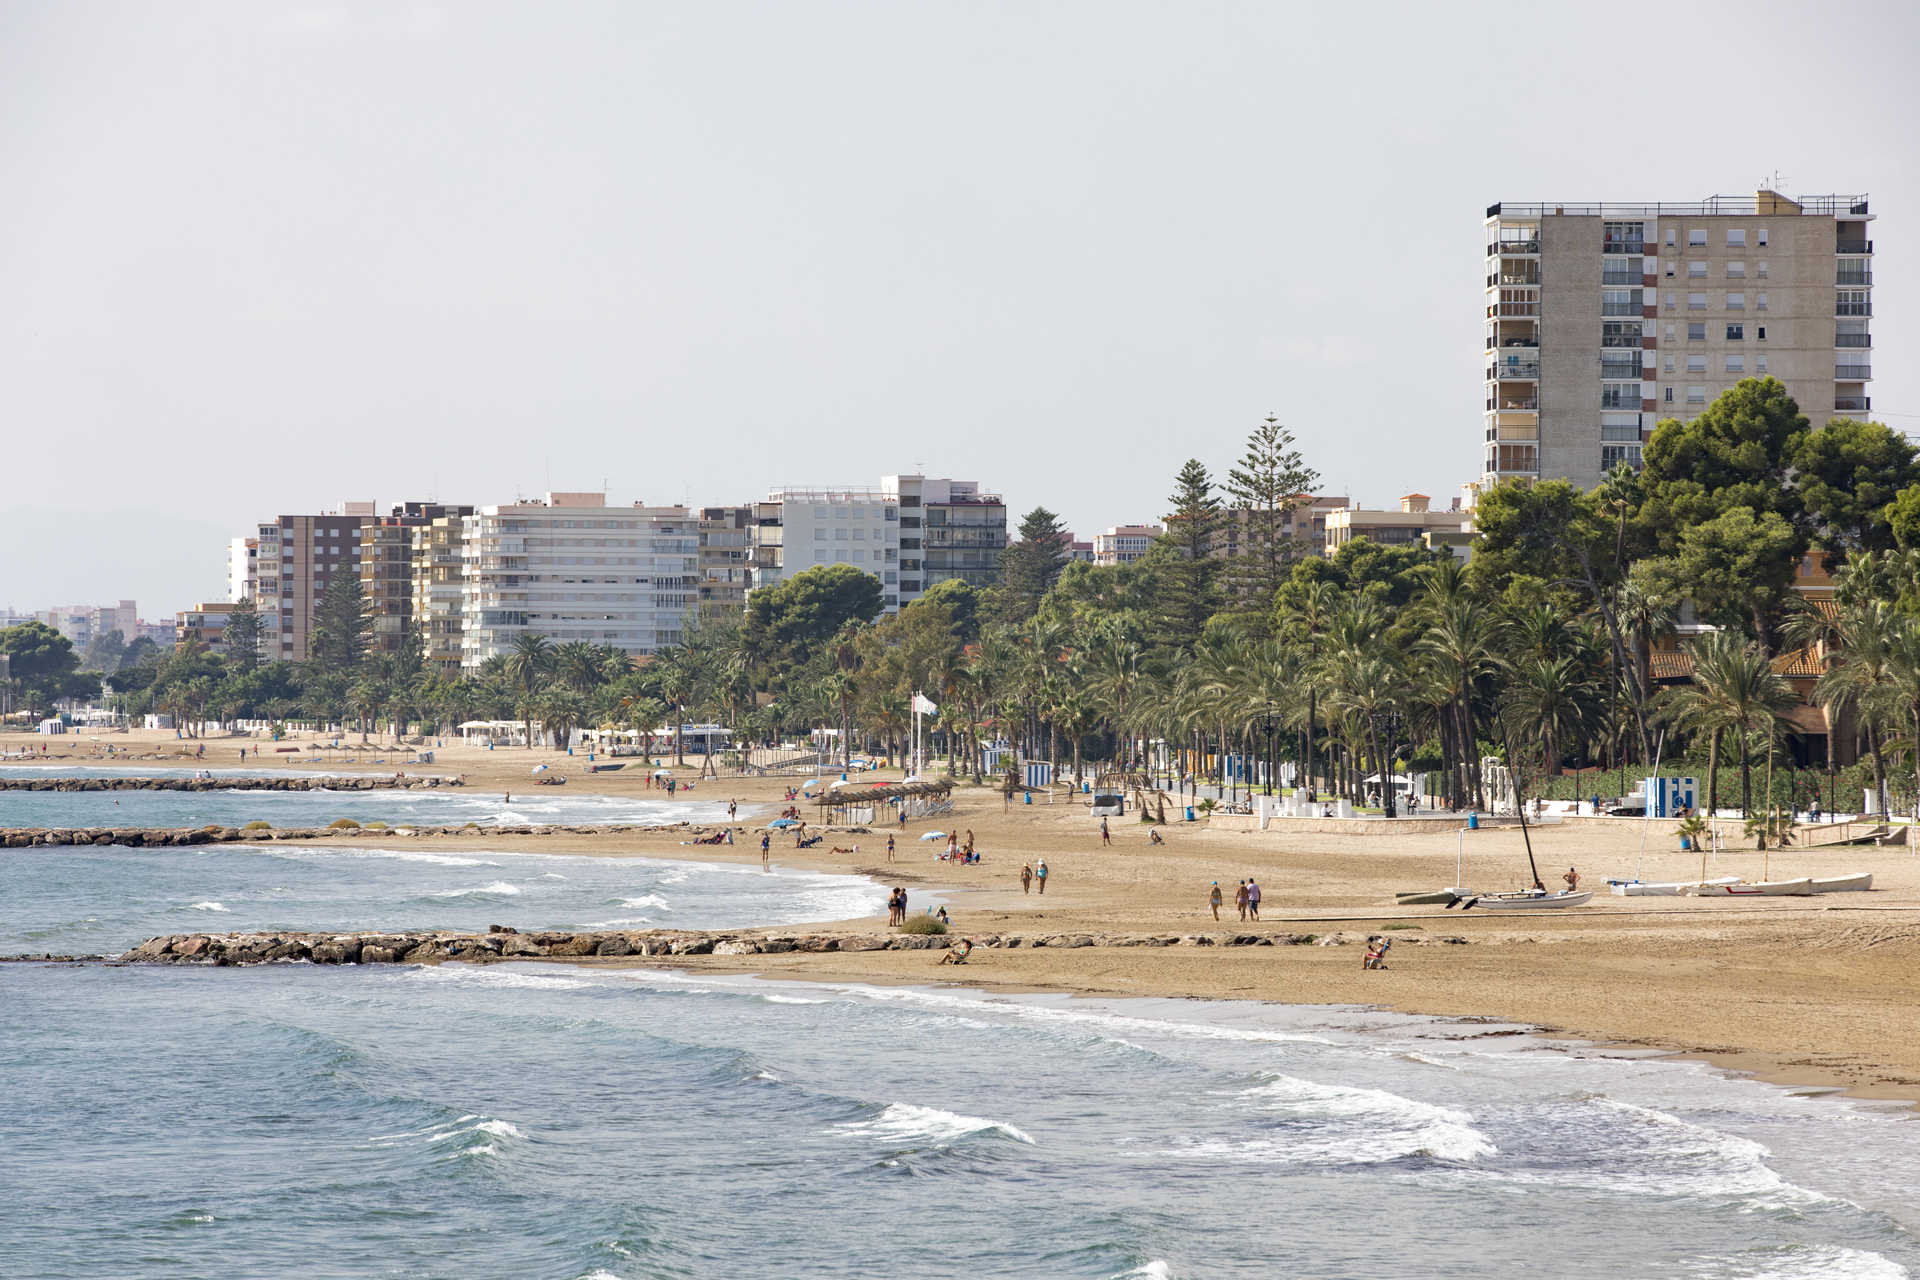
(3, 793), (1918, 1278)
(0, 765), (726, 829)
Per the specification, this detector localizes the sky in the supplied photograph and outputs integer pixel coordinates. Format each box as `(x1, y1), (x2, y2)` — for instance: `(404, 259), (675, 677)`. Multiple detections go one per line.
(3, 0), (1917, 614)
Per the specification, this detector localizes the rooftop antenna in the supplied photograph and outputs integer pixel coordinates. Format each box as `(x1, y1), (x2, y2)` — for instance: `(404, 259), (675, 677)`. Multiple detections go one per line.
(1760, 169), (1791, 192)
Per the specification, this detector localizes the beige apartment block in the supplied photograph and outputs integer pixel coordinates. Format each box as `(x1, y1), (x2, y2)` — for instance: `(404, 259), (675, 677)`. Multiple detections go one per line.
(1484, 190), (1873, 491)
(1324, 494), (1470, 554)
(1093, 524), (1162, 566)
(410, 512), (469, 673)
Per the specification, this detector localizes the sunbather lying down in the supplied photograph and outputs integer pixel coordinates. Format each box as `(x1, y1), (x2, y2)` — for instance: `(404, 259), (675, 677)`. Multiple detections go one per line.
(938, 938), (974, 965)
(829, 845), (858, 855)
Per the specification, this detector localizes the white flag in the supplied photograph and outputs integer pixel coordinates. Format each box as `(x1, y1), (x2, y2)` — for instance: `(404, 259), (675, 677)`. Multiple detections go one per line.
(912, 693), (938, 716)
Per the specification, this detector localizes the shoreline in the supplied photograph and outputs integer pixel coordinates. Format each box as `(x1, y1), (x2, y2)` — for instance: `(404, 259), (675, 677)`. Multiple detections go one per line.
(9, 727), (1920, 1113)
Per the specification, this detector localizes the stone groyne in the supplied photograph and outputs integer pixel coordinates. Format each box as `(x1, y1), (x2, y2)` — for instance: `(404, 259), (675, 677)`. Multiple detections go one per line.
(0, 775), (454, 793)
(0, 821), (720, 846)
(1, 925), (1471, 966)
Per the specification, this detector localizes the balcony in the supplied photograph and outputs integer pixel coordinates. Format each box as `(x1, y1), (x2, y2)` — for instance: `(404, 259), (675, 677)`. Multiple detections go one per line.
(1489, 239), (1540, 256)
(1601, 267), (1641, 285)
(1836, 366), (1872, 381)
(1835, 333), (1872, 349)
(1600, 389), (1643, 410)
(1602, 240), (1645, 255)
(1490, 301), (1539, 318)
(1489, 362), (1541, 381)
(1489, 269), (1541, 287)
(1836, 397), (1872, 412)
(1838, 240), (1873, 255)
(1601, 333), (1642, 348)
(1490, 395), (1539, 412)
(1837, 270), (1873, 286)
(1837, 301), (1873, 317)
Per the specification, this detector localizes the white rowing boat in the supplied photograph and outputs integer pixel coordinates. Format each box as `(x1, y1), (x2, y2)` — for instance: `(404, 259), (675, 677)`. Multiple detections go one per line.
(1610, 876), (1740, 897)
(1687, 878), (1814, 897)
(1811, 872), (1873, 894)
(1463, 889), (1593, 911)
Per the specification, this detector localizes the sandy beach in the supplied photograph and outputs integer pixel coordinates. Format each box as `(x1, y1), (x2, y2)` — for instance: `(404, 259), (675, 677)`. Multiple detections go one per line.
(11, 727), (1920, 1104)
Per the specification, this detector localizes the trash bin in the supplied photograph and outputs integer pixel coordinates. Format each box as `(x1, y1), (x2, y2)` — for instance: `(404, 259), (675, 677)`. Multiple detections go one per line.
(1467, 812), (1479, 830)
(1023, 791), (1032, 805)
(1186, 805), (1195, 822)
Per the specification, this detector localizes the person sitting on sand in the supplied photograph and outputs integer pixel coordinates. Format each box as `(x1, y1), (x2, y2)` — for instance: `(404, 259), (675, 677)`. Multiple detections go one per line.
(1148, 828), (1164, 845)
(939, 938), (973, 965)
(1363, 936), (1391, 970)
(935, 906), (950, 927)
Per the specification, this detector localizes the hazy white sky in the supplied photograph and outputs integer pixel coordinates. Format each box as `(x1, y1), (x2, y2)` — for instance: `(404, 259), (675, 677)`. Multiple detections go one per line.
(4, 0), (1915, 613)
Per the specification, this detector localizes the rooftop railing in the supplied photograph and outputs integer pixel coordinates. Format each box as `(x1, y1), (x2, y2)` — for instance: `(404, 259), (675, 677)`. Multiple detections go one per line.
(1489, 195), (1869, 218)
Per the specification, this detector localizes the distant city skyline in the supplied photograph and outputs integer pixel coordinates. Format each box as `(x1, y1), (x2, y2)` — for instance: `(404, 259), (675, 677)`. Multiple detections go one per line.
(5, 0), (1915, 608)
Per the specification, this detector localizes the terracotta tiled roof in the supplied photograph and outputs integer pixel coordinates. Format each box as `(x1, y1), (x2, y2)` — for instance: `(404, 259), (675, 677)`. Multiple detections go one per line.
(1771, 647), (1825, 679)
(1649, 651), (1694, 681)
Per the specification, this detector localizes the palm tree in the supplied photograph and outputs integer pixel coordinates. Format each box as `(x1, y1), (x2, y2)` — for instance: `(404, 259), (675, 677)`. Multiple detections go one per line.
(503, 633), (555, 747)
(555, 642), (606, 695)
(1662, 631), (1794, 816)
(1863, 616), (1920, 820)
(1416, 593), (1502, 810)
(1805, 599), (1897, 817)
(1276, 579), (1342, 794)
(1500, 654), (1601, 783)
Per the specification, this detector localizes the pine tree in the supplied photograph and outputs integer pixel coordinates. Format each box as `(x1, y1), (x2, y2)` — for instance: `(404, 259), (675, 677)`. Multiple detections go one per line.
(998, 507), (1070, 620)
(310, 574), (373, 676)
(1223, 415), (1320, 615)
(1157, 458), (1222, 650)
(224, 597), (263, 672)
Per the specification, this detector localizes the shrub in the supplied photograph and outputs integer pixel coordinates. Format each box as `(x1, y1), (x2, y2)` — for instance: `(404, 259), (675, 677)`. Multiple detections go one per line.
(242, 820), (272, 831)
(899, 915), (948, 935)
(327, 817), (361, 829)
(362, 820), (388, 829)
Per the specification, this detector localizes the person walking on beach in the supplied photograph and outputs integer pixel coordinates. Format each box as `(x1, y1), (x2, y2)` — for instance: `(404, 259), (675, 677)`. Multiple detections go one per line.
(886, 833), (895, 863)
(897, 887), (908, 922)
(1209, 881), (1223, 921)
(1035, 860), (1048, 894)
(1246, 878), (1262, 921)
(728, 799), (737, 821)
(1100, 816), (1111, 847)
(761, 836), (771, 871)
(1234, 879), (1249, 921)
(1020, 863), (1033, 894)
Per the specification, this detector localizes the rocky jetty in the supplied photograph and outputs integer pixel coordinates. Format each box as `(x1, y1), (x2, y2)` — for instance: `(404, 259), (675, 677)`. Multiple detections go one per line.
(57, 925), (1468, 967)
(0, 775), (455, 793)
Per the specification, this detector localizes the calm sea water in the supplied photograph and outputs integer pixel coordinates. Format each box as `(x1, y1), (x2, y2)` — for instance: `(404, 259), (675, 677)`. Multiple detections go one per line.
(0, 844), (888, 955)
(0, 768), (729, 829)
(3, 962), (1915, 1280)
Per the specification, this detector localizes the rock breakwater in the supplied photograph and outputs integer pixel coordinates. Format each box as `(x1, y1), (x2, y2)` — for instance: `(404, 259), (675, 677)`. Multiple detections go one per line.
(0, 821), (733, 844)
(19, 925), (1468, 967)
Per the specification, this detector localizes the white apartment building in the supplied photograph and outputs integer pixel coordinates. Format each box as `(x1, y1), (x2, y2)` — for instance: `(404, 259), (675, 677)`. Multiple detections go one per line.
(228, 537), (257, 603)
(1484, 189), (1875, 491)
(1093, 524), (1162, 566)
(750, 474), (1007, 612)
(459, 493), (701, 668)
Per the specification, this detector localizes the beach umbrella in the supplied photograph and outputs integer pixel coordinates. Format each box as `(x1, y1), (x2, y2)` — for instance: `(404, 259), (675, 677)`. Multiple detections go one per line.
(531, 764), (547, 776)
(919, 830), (947, 841)
(652, 768), (673, 777)
(769, 818), (799, 828)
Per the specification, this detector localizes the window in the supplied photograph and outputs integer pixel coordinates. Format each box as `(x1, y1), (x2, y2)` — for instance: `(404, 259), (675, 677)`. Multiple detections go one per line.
(1664, 324), (1675, 341)
(1602, 221), (1645, 252)
(1756, 354), (1767, 373)
(1726, 262), (1745, 278)
(1663, 357), (1675, 373)
(1757, 261), (1768, 278)
(1602, 422), (1642, 442)
(1602, 444), (1644, 470)
(1602, 320), (1641, 347)
(1665, 228), (1677, 247)
(1726, 323), (1744, 340)
(834, 507), (849, 519)
(1757, 325), (1766, 340)
(1726, 356), (1744, 373)
(1602, 289), (1641, 316)
(1688, 386), (1707, 404)
(1756, 291), (1768, 312)
(1727, 229), (1746, 247)
(1687, 355), (1706, 373)
(1665, 260), (1676, 277)
(1664, 292), (1676, 309)
(1688, 293), (1707, 310)
(1664, 387), (1674, 402)
(1688, 261), (1707, 279)
(833, 528), (848, 541)
(1689, 229), (1708, 246)
(1600, 384), (1640, 409)
(1726, 293), (1745, 311)
(1688, 322), (1706, 340)
(1758, 227), (1768, 246)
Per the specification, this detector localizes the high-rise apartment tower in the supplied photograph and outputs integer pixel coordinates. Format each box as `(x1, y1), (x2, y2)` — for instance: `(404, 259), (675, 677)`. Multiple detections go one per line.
(1483, 190), (1873, 490)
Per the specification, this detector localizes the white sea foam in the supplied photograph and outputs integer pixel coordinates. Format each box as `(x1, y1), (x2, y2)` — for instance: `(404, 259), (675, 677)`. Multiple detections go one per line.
(187, 901), (231, 912)
(839, 1102), (1035, 1147)
(1171, 1072), (1496, 1166)
(407, 966), (594, 992)
(618, 894), (669, 910)
(428, 1118), (526, 1143)
(820, 983), (1335, 1048)
(760, 994), (828, 1005)
(1687, 1245), (1911, 1279)
(430, 880), (520, 897)
(1113, 1264), (1172, 1280)
(283, 846), (494, 868)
